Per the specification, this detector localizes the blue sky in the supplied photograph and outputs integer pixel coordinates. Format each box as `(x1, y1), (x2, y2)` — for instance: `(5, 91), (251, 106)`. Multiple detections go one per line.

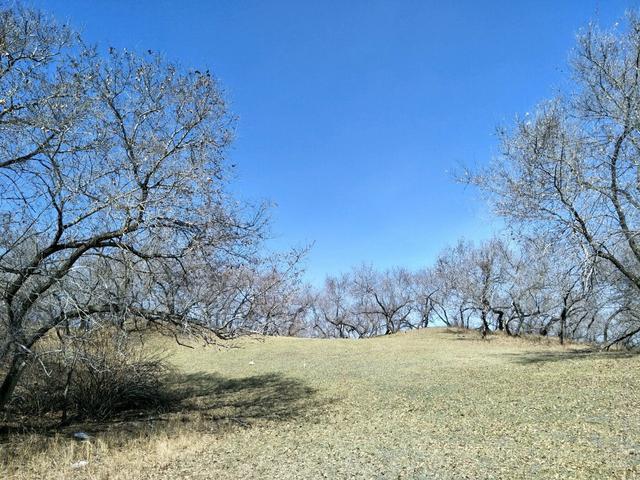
(33, 0), (639, 283)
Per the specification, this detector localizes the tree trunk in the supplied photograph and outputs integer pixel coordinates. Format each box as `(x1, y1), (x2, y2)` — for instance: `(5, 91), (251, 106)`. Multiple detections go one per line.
(60, 368), (74, 425)
(0, 351), (27, 411)
(505, 318), (514, 336)
(480, 309), (490, 338)
(494, 310), (504, 331)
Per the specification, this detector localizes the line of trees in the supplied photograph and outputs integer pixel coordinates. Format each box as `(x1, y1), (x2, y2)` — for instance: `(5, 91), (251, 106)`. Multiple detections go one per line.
(260, 234), (637, 348)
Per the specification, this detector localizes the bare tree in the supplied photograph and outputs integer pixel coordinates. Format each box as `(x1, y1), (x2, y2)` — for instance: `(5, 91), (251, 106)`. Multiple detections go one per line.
(498, 237), (551, 336)
(412, 268), (452, 328)
(0, 6), (267, 409)
(237, 248), (311, 336)
(468, 13), (640, 347)
(429, 239), (509, 335)
(311, 273), (363, 338)
(350, 265), (416, 335)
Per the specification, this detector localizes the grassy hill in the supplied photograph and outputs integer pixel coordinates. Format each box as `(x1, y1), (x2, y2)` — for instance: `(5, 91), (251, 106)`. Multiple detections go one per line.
(2, 328), (640, 479)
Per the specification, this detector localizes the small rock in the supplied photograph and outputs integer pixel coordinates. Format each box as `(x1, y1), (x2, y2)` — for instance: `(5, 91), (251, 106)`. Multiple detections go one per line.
(72, 432), (90, 441)
(70, 460), (89, 469)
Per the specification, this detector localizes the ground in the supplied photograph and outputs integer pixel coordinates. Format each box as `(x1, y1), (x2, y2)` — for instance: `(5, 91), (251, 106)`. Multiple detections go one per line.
(1, 328), (639, 479)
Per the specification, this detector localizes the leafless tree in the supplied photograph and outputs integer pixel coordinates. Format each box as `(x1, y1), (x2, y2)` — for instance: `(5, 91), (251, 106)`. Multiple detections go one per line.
(0, 6), (268, 409)
(498, 237), (551, 336)
(350, 265), (416, 335)
(311, 273), (363, 338)
(428, 239), (509, 335)
(468, 13), (640, 347)
(235, 248), (311, 336)
(412, 268), (452, 328)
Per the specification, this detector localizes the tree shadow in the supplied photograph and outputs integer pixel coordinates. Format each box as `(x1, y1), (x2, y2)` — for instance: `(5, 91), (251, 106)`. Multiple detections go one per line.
(507, 348), (638, 365)
(0, 371), (323, 441)
(441, 328), (474, 336)
(168, 371), (321, 423)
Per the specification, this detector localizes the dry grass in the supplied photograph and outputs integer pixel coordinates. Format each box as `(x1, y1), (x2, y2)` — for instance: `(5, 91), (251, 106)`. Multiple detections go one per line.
(1, 328), (639, 479)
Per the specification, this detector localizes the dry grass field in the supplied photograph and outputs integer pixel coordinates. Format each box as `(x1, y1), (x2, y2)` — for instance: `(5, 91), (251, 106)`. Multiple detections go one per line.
(1, 328), (639, 479)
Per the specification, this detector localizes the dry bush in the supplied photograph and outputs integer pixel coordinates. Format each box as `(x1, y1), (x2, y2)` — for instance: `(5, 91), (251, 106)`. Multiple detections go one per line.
(9, 330), (173, 422)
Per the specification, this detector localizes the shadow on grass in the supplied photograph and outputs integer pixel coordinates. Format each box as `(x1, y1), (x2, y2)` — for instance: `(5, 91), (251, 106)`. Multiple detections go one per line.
(440, 328), (479, 336)
(438, 328), (484, 341)
(0, 371), (322, 440)
(508, 348), (638, 365)
(169, 371), (321, 423)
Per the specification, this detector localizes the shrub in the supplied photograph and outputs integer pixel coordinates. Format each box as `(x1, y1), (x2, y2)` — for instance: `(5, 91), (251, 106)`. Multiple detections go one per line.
(10, 330), (173, 422)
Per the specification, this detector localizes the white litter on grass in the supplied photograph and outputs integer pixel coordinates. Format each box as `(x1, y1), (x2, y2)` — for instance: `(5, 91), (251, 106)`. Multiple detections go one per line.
(70, 460), (89, 469)
(248, 360), (255, 365)
(72, 432), (90, 441)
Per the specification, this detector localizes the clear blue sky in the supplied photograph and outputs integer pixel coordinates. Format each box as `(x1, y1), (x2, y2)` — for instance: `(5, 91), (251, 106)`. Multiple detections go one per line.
(32, 0), (639, 283)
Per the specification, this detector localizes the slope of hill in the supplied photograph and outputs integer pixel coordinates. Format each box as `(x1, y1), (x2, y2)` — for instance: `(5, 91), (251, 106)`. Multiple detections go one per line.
(2, 328), (639, 479)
